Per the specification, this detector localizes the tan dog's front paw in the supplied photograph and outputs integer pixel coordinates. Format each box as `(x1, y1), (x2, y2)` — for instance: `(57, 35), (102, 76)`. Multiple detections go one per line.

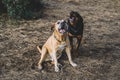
(55, 66), (60, 72)
(38, 64), (43, 70)
(71, 62), (77, 67)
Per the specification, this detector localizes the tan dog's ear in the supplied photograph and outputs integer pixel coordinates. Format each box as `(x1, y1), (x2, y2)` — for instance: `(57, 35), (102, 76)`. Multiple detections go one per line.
(51, 23), (55, 31)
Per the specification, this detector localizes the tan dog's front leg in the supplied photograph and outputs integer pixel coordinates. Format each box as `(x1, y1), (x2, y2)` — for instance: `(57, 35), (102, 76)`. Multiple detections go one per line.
(52, 52), (60, 72)
(38, 48), (47, 70)
(65, 47), (77, 67)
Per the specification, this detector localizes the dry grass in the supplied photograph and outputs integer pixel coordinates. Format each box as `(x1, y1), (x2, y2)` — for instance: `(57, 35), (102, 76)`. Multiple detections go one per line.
(0, 0), (120, 80)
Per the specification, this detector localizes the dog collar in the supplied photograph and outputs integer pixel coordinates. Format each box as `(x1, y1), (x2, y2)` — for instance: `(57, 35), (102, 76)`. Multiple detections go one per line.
(54, 34), (66, 43)
(54, 35), (61, 42)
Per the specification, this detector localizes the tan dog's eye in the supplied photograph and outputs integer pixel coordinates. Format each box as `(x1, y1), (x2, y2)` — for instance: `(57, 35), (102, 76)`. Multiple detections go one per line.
(57, 22), (60, 24)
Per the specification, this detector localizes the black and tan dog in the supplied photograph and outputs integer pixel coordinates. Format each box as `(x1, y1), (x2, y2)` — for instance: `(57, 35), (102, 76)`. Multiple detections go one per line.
(37, 20), (77, 72)
(67, 11), (84, 55)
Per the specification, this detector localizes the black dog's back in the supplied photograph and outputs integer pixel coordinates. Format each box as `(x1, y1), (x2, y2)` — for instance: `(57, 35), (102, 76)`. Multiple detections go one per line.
(76, 12), (84, 36)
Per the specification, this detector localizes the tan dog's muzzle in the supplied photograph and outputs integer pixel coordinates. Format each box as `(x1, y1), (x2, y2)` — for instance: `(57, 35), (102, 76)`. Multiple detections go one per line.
(55, 20), (68, 35)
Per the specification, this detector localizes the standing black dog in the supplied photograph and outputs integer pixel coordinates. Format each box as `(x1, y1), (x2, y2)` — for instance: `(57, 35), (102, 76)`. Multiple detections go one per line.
(67, 11), (84, 56)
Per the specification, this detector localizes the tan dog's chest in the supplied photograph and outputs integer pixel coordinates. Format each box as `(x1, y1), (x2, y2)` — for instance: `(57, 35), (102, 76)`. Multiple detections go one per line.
(57, 42), (66, 51)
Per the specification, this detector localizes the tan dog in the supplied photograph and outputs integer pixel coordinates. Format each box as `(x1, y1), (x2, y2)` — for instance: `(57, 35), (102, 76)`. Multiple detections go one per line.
(37, 20), (77, 72)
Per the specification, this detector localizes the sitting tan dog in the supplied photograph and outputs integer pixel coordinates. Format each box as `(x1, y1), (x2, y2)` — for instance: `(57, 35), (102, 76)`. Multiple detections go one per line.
(37, 20), (77, 72)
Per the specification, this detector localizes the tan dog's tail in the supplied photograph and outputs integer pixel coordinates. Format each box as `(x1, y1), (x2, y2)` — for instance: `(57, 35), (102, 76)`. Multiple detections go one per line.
(37, 46), (42, 54)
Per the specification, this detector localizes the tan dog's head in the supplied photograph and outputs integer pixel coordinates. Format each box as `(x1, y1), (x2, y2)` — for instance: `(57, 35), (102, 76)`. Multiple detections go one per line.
(51, 20), (68, 35)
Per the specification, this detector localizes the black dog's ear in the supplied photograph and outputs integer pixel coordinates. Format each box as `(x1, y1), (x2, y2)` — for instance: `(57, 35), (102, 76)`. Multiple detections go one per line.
(51, 23), (55, 31)
(70, 11), (74, 15)
(75, 12), (80, 17)
(75, 12), (83, 22)
(70, 11), (74, 17)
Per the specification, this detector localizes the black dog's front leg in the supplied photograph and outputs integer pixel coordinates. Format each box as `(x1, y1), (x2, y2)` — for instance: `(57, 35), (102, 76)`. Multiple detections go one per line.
(76, 38), (81, 51)
(69, 36), (73, 51)
(76, 36), (82, 54)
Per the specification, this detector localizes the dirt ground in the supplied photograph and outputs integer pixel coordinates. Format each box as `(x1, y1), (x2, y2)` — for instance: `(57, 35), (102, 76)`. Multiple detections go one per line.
(0, 0), (120, 80)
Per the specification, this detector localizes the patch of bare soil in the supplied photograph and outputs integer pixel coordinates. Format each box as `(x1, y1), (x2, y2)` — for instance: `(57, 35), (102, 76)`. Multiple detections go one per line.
(0, 0), (120, 80)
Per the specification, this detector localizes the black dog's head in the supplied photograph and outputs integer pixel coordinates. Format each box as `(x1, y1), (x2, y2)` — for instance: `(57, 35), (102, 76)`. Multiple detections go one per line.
(69, 11), (83, 26)
(67, 11), (84, 36)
